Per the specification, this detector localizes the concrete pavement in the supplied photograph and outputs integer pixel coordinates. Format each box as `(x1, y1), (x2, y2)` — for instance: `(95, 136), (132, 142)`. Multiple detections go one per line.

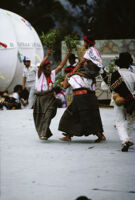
(0, 108), (135, 200)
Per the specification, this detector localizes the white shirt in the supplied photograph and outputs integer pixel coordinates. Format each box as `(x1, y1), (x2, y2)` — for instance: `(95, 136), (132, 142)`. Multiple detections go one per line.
(83, 46), (103, 68)
(12, 92), (20, 103)
(68, 75), (95, 91)
(23, 65), (37, 82)
(129, 65), (135, 73)
(35, 70), (56, 92)
(119, 68), (135, 96)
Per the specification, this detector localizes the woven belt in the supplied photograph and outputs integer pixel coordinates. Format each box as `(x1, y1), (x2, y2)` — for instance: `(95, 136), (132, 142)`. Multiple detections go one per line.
(73, 90), (88, 95)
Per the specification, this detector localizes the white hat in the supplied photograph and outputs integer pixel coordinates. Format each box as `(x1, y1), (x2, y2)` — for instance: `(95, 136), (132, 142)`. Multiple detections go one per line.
(23, 56), (31, 62)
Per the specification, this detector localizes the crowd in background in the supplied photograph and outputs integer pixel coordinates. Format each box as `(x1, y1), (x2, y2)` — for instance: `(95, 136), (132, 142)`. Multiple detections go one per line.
(0, 84), (67, 110)
(0, 51), (80, 110)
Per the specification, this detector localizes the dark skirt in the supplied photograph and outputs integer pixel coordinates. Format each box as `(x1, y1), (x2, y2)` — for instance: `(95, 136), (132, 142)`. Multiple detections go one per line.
(33, 92), (57, 138)
(58, 90), (103, 137)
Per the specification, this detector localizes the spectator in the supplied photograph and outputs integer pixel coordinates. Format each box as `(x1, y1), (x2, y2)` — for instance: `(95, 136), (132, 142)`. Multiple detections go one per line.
(20, 88), (29, 109)
(12, 85), (22, 109)
(22, 56), (37, 108)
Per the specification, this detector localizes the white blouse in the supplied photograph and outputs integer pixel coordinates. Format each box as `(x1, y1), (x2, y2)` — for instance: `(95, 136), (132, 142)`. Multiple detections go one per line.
(68, 75), (95, 91)
(35, 70), (56, 92)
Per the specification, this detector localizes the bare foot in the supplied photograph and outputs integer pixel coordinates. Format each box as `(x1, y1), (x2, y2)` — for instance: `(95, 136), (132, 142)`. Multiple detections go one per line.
(59, 135), (71, 142)
(95, 135), (106, 143)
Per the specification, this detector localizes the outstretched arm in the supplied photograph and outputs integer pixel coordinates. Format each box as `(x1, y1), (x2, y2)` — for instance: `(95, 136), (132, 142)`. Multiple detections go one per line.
(22, 77), (26, 90)
(40, 49), (51, 66)
(72, 57), (86, 73)
(38, 49), (51, 78)
(55, 51), (72, 75)
(63, 73), (70, 89)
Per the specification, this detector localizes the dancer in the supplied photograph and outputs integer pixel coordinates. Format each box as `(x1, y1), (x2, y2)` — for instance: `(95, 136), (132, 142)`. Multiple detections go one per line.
(64, 53), (78, 73)
(33, 51), (71, 140)
(73, 34), (103, 75)
(102, 52), (135, 152)
(59, 63), (106, 142)
(64, 53), (78, 105)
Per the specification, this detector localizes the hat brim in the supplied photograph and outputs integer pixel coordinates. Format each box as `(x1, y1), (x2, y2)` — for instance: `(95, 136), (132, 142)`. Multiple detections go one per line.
(23, 60), (30, 62)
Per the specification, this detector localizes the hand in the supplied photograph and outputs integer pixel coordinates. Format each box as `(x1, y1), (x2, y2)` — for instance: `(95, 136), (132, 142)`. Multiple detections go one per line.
(66, 73), (71, 79)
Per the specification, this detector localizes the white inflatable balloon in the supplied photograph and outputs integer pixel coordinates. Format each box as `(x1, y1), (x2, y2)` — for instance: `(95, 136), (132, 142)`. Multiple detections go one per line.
(0, 8), (44, 92)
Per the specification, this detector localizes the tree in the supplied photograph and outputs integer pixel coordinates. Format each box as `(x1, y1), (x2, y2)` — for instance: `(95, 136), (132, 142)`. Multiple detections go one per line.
(1, 0), (76, 35)
(67, 0), (135, 39)
(1, 0), (135, 39)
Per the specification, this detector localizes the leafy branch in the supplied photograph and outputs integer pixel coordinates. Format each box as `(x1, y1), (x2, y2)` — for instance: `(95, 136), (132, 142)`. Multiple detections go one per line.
(40, 30), (61, 51)
(64, 34), (80, 50)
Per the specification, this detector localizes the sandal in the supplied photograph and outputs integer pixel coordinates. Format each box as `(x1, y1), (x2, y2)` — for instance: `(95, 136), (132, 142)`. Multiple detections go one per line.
(95, 135), (106, 143)
(121, 142), (130, 152)
(59, 135), (71, 142)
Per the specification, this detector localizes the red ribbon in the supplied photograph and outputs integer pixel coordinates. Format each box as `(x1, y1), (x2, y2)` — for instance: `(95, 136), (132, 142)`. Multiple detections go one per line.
(47, 77), (53, 85)
(0, 42), (7, 48)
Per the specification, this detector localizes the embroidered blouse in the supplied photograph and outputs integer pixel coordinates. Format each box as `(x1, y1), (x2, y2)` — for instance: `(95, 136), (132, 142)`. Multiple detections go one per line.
(68, 75), (95, 91)
(35, 70), (56, 92)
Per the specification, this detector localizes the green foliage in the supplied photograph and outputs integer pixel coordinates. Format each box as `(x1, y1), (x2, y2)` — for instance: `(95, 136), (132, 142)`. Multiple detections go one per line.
(104, 58), (117, 75)
(41, 31), (80, 51)
(41, 30), (61, 51)
(64, 34), (80, 50)
(54, 74), (65, 88)
(41, 29), (80, 61)
(2, 0), (135, 39)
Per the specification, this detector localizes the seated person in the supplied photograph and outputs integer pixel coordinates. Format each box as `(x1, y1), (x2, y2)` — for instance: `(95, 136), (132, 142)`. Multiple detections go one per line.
(11, 85), (22, 109)
(20, 88), (29, 109)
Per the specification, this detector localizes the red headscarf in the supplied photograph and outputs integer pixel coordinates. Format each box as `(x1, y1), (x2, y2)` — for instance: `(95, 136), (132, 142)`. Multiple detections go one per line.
(44, 60), (50, 66)
(84, 36), (95, 45)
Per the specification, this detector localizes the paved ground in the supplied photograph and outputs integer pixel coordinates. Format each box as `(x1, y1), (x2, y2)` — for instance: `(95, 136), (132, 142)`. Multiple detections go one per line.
(0, 108), (135, 200)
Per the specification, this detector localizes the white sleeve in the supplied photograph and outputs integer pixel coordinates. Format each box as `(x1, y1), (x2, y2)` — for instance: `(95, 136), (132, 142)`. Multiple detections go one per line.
(83, 49), (90, 60)
(22, 68), (26, 77)
(68, 77), (73, 86)
(12, 93), (20, 103)
(12, 93), (19, 100)
(68, 76), (78, 88)
(68, 75), (84, 88)
(51, 70), (56, 82)
(34, 65), (38, 72)
(132, 73), (135, 94)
